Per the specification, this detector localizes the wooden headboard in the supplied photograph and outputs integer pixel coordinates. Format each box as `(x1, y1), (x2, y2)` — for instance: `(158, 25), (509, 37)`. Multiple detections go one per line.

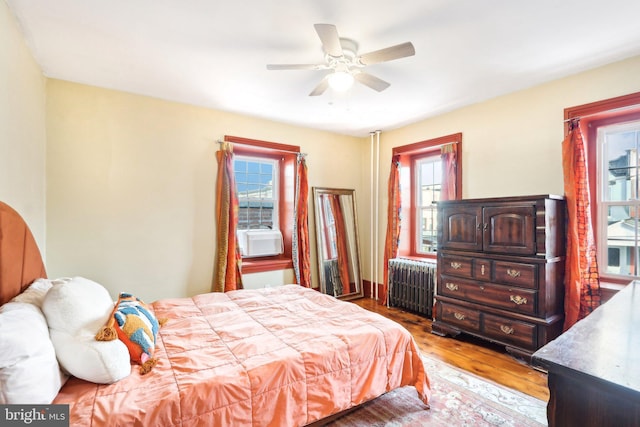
(0, 202), (47, 305)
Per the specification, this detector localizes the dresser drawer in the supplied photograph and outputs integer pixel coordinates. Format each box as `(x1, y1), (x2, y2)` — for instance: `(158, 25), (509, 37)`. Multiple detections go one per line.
(441, 254), (473, 278)
(494, 261), (537, 289)
(440, 275), (537, 315)
(438, 302), (480, 332)
(482, 313), (537, 350)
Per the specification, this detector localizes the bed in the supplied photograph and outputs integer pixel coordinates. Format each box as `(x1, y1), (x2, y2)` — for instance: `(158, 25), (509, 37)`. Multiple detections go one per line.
(0, 201), (430, 426)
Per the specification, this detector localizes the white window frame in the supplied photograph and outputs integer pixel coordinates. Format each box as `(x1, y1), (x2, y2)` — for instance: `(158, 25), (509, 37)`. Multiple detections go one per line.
(596, 120), (640, 279)
(234, 155), (279, 231)
(414, 154), (442, 255)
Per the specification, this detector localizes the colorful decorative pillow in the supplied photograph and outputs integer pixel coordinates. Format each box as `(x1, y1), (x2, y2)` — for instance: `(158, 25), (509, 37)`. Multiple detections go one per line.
(96, 293), (165, 374)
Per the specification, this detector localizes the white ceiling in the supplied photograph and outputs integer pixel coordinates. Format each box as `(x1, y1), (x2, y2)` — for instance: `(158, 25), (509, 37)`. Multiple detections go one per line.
(7, 0), (640, 137)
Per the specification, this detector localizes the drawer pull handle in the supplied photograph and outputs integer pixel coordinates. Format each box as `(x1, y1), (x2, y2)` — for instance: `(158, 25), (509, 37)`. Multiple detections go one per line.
(446, 283), (459, 291)
(500, 325), (515, 335)
(481, 265), (486, 276)
(507, 269), (521, 278)
(510, 295), (528, 305)
(454, 312), (465, 321)
(450, 262), (462, 270)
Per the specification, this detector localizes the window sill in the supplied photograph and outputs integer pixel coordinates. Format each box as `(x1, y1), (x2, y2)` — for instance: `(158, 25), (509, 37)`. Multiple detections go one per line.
(599, 279), (634, 304)
(600, 281), (629, 291)
(241, 256), (293, 274)
(397, 254), (437, 262)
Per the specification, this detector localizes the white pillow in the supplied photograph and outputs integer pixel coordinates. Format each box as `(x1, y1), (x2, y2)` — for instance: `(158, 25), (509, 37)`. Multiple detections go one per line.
(42, 277), (131, 384)
(11, 277), (71, 308)
(0, 302), (68, 404)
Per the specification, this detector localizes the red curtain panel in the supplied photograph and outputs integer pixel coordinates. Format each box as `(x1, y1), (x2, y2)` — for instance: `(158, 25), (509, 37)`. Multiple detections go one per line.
(293, 155), (311, 287)
(214, 143), (243, 292)
(562, 120), (601, 330)
(440, 143), (458, 201)
(381, 155), (402, 305)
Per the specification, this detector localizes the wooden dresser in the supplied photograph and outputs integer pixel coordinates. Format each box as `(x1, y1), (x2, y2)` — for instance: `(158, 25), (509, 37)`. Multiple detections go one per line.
(432, 194), (566, 360)
(533, 281), (640, 427)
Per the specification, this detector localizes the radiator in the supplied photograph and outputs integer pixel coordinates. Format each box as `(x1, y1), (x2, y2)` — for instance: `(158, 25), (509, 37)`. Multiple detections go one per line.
(388, 258), (436, 318)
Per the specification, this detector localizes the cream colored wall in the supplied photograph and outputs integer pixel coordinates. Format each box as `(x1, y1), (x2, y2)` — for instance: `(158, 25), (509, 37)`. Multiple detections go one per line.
(371, 55), (640, 287)
(0, 1), (47, 251)
(45, 80), (364, 300)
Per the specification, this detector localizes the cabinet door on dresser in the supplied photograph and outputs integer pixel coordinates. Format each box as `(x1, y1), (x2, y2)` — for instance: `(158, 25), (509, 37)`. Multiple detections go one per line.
(439, 205), (482, 252)
(483, 205), (536, 255)
(440, 203), (537, 255)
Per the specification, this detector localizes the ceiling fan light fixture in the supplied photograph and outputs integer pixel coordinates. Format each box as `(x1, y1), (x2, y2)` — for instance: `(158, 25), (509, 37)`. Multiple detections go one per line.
(327, 71), (354, 92)
(267, 24), (414, 97)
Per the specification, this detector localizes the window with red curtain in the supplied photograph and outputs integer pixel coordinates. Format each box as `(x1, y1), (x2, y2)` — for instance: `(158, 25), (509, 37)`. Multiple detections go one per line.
(394, 133), (462, 260)
(565, 92), (640, 296)
(225, 136), (298, 273)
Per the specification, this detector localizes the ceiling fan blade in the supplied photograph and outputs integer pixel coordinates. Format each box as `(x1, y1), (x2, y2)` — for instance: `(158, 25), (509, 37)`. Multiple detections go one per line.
(266, 64), (325, 71)
(354, 72), (391, 92)
(358, 42), (415, 65)
(309, 77), (329, 96)
(314, 24), (343, 57)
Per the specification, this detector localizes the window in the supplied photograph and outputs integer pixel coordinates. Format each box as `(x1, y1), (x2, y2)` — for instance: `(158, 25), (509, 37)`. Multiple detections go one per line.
(235, 156), (278, 230)
(225, 135), (299, 273)
(596, 121), (640, 277)
(566, 91), (640, 284)
(415, 154), (442, 254)
(394, 133), (462, 259)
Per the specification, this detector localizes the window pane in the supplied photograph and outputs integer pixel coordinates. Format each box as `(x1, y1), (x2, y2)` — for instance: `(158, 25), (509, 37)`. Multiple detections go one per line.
(419, 207), (438, 253)
(420, 162), (434, 185)
(608, 248), (620, 267)
(235, 160), (247, 173)
(261, 185), (273, 198)
(247, 162), (260, 173)
(606, 131), (636, 166)
(417, 158), (441, 204)
(433, 161), (442, 183)
(604, 205), (638, 276)
(415, 154), (442, 254)
(248, 173), (260, 184)
(430, 184), (442, 203)
(261, 163), (273, 174)
(603, 128), (639, 202)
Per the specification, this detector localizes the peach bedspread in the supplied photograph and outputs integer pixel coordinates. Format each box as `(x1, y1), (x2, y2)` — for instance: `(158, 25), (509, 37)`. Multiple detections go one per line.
(53, 285), (430, 426)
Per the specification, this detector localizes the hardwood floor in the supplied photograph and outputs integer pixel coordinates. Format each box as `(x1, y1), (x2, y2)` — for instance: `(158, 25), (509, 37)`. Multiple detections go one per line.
(352, 297), (550, 402)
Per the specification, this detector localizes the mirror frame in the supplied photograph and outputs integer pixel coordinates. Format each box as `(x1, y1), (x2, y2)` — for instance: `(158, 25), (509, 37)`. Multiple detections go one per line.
(312, 187), (363, 300)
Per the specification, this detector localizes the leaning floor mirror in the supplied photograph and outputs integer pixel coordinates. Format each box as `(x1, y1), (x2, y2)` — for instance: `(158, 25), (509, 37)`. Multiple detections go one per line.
(313, 187), (363, 300)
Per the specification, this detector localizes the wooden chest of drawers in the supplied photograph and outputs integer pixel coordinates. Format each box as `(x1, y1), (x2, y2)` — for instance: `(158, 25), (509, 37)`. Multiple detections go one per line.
(432, 195), (566, 360)
(533, 281), (640, 426)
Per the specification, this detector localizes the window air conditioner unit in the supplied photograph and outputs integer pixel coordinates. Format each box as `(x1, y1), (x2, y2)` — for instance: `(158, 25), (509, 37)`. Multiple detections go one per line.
(238, 230), (284, 258)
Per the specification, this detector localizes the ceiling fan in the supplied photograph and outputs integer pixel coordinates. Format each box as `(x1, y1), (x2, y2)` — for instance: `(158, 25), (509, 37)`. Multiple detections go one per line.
(267, 24), (415, 96)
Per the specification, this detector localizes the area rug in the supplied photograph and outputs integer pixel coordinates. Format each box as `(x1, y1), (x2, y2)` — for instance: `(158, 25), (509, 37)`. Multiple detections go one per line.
(325, 355), (548, 426)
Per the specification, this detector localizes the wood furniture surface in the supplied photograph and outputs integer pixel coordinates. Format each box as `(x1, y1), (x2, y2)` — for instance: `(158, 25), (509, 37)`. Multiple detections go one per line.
(432, 194), (566, 360)
(533, 280), (640, 427)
